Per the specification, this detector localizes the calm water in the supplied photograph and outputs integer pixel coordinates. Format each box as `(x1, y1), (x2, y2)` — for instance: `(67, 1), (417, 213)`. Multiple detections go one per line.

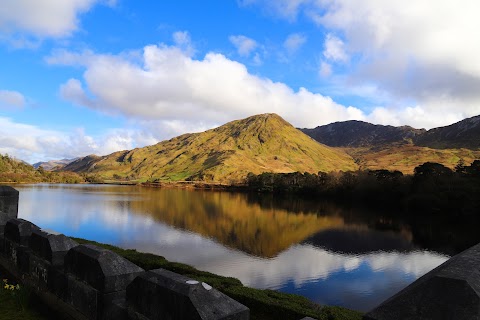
(11, 184), (449, 312)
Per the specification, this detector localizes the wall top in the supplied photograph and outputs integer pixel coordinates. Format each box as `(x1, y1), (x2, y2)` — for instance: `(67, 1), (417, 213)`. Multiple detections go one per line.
(0, 186), (19, 196)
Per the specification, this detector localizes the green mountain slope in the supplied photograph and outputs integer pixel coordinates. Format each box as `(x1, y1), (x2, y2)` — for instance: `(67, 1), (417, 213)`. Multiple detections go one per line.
(63, 113), (358, 182)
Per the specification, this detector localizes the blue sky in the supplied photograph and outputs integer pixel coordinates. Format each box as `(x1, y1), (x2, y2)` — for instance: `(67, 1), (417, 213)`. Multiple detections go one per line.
(1, 0), (479, 163)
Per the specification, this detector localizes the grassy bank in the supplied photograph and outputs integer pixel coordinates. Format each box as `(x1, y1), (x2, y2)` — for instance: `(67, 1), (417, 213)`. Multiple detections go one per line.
(73, 238), (363, 320)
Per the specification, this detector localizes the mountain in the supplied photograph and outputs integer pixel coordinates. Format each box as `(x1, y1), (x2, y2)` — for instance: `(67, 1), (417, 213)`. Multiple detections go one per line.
(301, 115), (480, 173)
(300, 120), (425, 148)
(60, 155), (101, 173)
(33, 158), (78, 171)
(62, 113), (358, 182)
(414, 115), (480, 149)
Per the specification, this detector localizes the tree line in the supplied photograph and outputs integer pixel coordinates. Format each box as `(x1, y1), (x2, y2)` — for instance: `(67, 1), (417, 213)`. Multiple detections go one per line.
(246, 160), (480, 217)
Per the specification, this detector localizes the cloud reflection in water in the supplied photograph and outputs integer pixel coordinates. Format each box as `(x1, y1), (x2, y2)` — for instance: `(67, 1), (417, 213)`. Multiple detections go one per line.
(15, 184), (449, 312)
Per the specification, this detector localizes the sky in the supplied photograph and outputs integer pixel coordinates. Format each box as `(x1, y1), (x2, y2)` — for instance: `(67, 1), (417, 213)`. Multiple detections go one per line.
(1, 0), (480, 163)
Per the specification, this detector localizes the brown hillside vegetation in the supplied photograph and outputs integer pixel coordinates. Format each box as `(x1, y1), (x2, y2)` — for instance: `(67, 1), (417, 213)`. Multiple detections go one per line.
(344, 145), (480, 174)
(62, 113), (358, 183)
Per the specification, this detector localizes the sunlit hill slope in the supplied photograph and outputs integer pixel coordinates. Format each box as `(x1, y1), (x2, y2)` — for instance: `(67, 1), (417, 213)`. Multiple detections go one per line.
(63, 113), (358, 182)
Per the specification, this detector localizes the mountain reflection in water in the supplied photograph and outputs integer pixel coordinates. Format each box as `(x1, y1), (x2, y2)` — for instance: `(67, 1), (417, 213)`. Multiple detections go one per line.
(13, 184), (450, 312)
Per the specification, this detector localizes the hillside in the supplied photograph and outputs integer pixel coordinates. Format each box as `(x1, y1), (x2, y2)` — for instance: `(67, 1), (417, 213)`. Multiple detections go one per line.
(346, 145), (480, 174)
(62, 113), (358, 182)
(414, 115), (480, 149)
(300, 121), (425, 148)
(0, 154), (83, 183)
(301, 116), (480, 173)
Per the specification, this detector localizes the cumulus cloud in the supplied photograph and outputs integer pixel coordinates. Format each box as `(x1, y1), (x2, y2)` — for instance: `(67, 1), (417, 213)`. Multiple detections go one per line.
(0, 90), (25, 109)
(323, 34), (348, 63)
(283, 33), (307, 55)
(241, 0), (480, 125)
(172, 30), (195, 56)
(229, 35), (258, 57)
(0, 0), (115, 42)
(0, 116), (158, 163)
(48, 43), (364, 129)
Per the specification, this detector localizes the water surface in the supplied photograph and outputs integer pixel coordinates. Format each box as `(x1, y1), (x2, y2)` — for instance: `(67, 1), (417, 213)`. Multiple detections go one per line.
(12, 184), (449, 312)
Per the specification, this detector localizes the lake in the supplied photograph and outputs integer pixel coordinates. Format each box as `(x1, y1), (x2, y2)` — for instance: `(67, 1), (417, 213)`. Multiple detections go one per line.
(11, 183), (450, 312)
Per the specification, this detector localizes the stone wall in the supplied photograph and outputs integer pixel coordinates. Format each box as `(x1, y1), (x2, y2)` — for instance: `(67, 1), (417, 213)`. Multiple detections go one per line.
(0, 186), (249, 320)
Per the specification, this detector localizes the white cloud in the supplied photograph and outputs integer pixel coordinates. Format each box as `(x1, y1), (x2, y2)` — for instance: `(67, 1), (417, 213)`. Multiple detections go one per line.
(0, 90), (25, 109)
(0, 116), (159, 163)
(48, 44), (364, 129)
(172, 31), (195, 56)
(229, 35), (258, 57)
(0, 0), (115, 41)
(319, 61), (332, 78)
(242, 0), (480, 125)
(323, 34), (348, 63)
(283, 33), (307, 54)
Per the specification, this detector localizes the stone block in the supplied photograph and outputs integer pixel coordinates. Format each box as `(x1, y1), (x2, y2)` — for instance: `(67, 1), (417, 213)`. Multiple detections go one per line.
(29, 253), (52, 289)
(126, 268), (250, 320)
(29, 229), (78, 266)
(0, 215), (9, 234)
(4, 218), (40, 246)
(48, 266), (69, 300)
(64, 244), (144, 294)
(4, 237), (32, 273)
(62, 273), (129, 320)
(0, 186), (19, 218)
(65, 273), (100, 320)
(364, 242), (480, 320)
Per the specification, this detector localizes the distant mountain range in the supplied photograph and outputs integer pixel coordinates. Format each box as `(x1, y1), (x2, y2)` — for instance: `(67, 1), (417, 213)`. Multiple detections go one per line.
(300, 115), (480, 173)
(300, 121), (425, 148)
(414, 115), (480, 149)
(33, 158), (78, 171)
(61, 113), (358, 182)
(300, 115), (480, 150)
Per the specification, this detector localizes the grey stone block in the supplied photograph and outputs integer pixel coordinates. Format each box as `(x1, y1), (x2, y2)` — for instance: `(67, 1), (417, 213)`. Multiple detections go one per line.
(29, 254), (52, 288)
(126, 268), (250, 320)
(0, 215), (10, 234)
(364, 242), (480, 320)
(4, 218), (40, 246)
(63, 274), (128, 320)
(3, 238), (32, 273)
(64, 244), (144, 294)
(29, 229), (78, 266)
(0, 186), (19, 218)
(65, 273), (100, 320)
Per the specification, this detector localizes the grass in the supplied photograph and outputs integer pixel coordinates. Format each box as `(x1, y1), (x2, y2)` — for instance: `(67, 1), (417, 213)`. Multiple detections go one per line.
(0, 268), (54, 320)
(344, 145), (480, 174)
(72, 237), (363, 320)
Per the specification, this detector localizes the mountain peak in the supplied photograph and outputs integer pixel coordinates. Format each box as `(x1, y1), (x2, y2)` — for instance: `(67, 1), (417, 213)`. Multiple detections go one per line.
(63, 113), (358, 182)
